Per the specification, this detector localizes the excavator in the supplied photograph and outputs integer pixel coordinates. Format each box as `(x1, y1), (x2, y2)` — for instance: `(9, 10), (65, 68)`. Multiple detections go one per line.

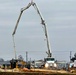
(12, 0), (57, 69)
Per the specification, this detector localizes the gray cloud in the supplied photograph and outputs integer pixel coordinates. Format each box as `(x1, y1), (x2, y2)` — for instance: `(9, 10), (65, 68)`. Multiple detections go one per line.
(0, 0), (76, 61)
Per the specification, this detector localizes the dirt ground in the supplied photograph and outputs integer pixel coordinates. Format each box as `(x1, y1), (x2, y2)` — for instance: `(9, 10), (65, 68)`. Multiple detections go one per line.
(0, 68), (76, 75)
(0, 72), (76, 75)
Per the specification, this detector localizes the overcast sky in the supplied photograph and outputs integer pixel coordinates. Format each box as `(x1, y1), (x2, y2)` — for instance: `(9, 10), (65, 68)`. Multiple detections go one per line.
(0, 0), (76, 61)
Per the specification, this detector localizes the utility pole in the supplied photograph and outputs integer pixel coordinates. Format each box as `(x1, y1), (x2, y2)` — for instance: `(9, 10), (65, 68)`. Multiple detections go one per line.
(26, 51), (28, 62)
(70, 51), (72, 62)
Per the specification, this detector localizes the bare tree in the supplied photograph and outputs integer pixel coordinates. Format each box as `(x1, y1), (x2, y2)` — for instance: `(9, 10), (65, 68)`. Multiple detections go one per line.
(18, 55), (24, 61)
(0, 58), (4, 62)
(74, 53), (76, 58)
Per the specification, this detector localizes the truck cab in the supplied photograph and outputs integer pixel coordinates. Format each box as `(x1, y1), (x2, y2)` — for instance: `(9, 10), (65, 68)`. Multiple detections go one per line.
(44, 57), (57, 69)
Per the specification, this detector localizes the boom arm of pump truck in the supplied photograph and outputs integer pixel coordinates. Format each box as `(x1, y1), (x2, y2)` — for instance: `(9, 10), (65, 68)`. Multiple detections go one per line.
(12, 0), (52, 57)
(12, 1), (33, 35)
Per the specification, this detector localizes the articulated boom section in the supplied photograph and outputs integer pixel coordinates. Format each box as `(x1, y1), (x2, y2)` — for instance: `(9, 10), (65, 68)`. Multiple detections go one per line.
(12, 0), (52, 57)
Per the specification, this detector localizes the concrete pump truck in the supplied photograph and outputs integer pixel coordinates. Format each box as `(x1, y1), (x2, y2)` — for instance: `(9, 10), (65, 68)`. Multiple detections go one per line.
(12, 0), (57, 69)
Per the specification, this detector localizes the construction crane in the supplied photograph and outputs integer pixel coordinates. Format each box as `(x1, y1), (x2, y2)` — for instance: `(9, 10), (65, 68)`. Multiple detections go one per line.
(12, 0), (52, 58)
